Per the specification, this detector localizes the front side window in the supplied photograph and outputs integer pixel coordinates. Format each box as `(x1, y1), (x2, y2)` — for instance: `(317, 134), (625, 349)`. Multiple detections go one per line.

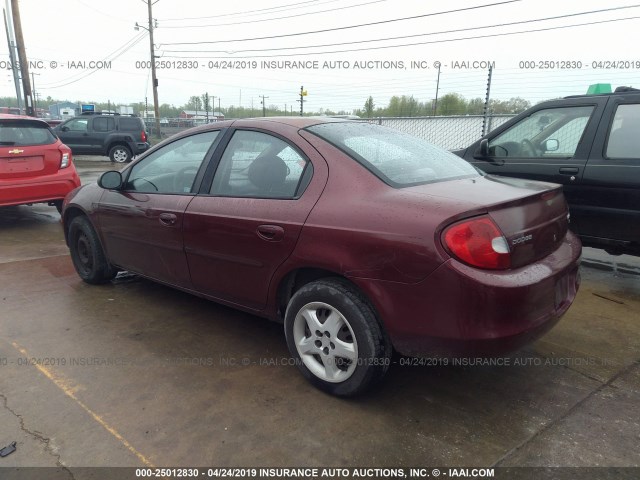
(489, 106), (594, 158)
(125, 131), (219, 193)
(307, 122), (477, 187)
(606, 104), (640, 159)
(65, 118), (89, 132)
(0, 121), (56, 146)
(210, 130), (310, 199)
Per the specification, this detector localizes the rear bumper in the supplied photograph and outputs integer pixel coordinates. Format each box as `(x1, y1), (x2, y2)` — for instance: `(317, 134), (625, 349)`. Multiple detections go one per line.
(0, 167), (81, 207)
(353, 231), (582, 357)
(133, 142), (150, 155)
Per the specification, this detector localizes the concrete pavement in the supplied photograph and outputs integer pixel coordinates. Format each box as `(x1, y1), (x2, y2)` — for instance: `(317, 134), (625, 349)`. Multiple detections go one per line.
(0, 159), (638, 475)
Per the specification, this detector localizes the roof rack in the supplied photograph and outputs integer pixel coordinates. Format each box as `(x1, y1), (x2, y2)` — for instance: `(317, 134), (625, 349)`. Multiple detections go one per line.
(80, 111), (139, 117)
(564, 86), (640, 99)
(614, 86), (640, 93)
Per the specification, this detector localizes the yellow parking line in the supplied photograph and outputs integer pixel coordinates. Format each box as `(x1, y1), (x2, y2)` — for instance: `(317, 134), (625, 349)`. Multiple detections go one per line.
(11, 341), (155, 468)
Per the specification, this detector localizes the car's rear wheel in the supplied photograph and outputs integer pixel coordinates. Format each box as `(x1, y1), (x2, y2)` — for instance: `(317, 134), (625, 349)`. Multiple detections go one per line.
(284, 278), (391, 396)
(68, 216), (117, 284)
(109, 145), (132, 163)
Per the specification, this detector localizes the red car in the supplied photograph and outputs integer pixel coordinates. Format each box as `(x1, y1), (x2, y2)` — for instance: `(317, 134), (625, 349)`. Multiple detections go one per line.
(1, 114), (80, 213)
(62, 118), (581, 396)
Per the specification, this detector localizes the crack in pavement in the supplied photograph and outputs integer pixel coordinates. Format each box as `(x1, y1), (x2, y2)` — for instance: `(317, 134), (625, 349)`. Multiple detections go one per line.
(0, 393), (75, 480)
(490, 359), (640, 467)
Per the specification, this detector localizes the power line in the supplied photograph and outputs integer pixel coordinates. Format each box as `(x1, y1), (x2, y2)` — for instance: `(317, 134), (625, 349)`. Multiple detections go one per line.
(40, 33), (148, 89)
(158, 0), (327, 21)
(159, 0), (522, 46)
(161, 0), (388, 29)
(162, 5), (640, 54)
(160, 14), (640, 59)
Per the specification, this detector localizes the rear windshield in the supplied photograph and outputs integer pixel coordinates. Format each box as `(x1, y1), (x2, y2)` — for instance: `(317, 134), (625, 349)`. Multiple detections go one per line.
(306, 122), (478, 187)
(0, 120), (57, 146)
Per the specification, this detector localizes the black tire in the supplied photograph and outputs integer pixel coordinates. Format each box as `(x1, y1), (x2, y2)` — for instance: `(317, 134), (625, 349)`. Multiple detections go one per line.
(108, 145), (132, 163)
(284, 278), (392, 396)
(68, 216), (117, 284)
(53, 200), (63, 214)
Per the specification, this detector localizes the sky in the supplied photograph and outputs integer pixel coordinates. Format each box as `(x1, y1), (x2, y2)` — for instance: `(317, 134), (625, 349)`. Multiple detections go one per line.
(2, 0), (640, 114)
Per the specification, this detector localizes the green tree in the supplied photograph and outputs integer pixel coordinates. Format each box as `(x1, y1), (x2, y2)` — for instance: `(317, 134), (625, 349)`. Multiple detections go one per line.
(364, 96), (375, 118)
(186, 96), (202, 112)
(437, 93), (467, 115)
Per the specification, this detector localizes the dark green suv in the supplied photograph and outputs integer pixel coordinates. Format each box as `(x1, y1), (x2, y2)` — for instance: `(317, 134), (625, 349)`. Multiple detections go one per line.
(54, 113), (150, 163)
(456, 87), (640, 257)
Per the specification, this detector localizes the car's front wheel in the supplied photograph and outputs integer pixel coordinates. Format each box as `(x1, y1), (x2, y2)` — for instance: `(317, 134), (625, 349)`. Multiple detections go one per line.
(109, 145), (132, 163)
(284, 278), (391, 396)
(68, 216), (118, 284)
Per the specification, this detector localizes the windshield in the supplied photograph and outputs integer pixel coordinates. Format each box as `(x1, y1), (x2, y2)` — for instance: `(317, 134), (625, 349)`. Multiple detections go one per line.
(306, 122), (479, 187)
(0, 120), (57, 146)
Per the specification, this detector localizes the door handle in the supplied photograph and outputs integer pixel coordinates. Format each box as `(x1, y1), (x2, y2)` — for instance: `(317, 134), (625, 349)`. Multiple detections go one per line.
(559, 167), (579, 175)
(257, 224), (284, 242)
(159, 212), (177, 226)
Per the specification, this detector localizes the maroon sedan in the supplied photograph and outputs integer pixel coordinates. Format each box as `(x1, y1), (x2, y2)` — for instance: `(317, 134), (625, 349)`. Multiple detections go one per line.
(62, 118), (581, 396)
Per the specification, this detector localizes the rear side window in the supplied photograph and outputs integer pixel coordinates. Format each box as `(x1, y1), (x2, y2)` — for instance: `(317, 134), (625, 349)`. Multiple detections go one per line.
(119, 118), (142, 131)
(306, 122), (477, 187)
(606, 104), (640, 159)
(0, 121), (57, 146)
(210, 130), (310, 198)
(93, 117), (115, 132)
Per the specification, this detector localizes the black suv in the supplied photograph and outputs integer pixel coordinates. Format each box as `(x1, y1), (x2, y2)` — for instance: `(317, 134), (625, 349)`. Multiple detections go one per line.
(456, 87), (640, 257)
(54, 112), (150, 163)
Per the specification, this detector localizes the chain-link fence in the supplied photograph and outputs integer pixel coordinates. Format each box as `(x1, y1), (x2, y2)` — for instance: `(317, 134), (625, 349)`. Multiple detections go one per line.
(146, 115), (517, 150)
(362, 115), (516, 150)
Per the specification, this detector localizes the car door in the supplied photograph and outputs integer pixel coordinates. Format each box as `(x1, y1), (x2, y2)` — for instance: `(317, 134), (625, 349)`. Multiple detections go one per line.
(56, 117), (91, 154)
(183, 127), (328, 311)
(97, 130), (221, 287)
(580, 96), (640, 248)
(466, 100), (609, 232)
(89, 116), (116, 154)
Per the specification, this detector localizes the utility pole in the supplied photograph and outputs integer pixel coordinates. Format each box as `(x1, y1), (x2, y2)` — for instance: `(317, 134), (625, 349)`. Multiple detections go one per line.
(136, 1), (161, 138)
(482, 65), (493, 136)
(433, 62), (441, 116)
(11, 0), (33, 116)
(205, 93), (211, 122)
(147, 1), (161, 138)
(298, 86), (307, 116)
(260, 95), (269, 117)
(31, 72), (39, 115)
(3, 3), (22, 110)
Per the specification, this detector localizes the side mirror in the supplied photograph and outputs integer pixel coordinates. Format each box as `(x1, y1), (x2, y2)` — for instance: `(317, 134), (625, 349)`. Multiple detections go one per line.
(544, 139), (559, 152)
(98, 171), (123, 190)
(61, 126), (69, 132)
(479, 138), (489, 157)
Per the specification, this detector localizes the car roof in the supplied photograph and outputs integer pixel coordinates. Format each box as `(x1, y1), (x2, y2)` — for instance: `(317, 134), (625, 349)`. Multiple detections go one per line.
(0, 114), (50, 124)
(195, 116), (354, 132)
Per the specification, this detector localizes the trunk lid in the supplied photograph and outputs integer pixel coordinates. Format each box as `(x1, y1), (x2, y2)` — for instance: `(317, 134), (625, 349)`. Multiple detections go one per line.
(404, 175), (569, 268)
(0, 119), (62, 179)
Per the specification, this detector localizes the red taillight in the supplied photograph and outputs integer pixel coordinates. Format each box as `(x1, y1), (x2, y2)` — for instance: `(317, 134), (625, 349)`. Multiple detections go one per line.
(59, 146), (71, 169)
(141, 131), (147, 142)
(442, 216), (511, 270)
